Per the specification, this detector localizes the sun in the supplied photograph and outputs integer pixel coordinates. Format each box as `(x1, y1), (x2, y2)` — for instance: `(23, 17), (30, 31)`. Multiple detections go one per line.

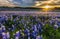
(44, 5), (51, 8)
(41, 5), (55, 12)
(41, 5), (53, 9)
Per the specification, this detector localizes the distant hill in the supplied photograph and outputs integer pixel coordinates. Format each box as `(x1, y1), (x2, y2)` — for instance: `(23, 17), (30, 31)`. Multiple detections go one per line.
(0, 6), (42, 11)
(0, 6), (60, 12)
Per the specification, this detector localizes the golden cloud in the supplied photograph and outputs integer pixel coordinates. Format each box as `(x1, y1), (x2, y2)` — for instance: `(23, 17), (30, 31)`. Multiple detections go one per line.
(0, 0), (17, 7)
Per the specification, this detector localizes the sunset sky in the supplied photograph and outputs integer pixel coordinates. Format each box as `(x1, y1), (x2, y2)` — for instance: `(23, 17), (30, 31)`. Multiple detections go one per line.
(0, 0), (60, 7)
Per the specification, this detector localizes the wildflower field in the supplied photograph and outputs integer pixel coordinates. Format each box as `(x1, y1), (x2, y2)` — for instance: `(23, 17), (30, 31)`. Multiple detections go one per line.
(0, 15), (60, 39)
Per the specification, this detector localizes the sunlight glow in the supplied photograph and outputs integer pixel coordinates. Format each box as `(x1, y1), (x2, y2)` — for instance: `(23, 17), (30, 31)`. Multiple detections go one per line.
(43, 5), (52, 8)
(41, 5), (55, 12)
(41, 5), (55, 9)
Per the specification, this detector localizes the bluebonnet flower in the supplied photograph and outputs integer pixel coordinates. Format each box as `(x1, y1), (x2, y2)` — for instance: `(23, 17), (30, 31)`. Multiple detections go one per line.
(49, 20), (55, 25)
(0, 17), (5, 23)
(13, 16), (19, 23)
(36, 35), (43, 39)
(39, 35), (43, 39)
(15, 31), (20, 39)
(24, 28), (30, 39)
(10, 15), (13, 21)
(32, 25), (37, 31)
(54, 24), (58, 29)
(11, 25), (15, 31)
(28, 32), (30, 39)
(13, 18), (16, 22)
(37, 24), (42, 29)
(57, 21), (60, 27)
(37, 24), (43, 34)
(24, 24), (26, 28)
(4, 16), (8, 20)
(2, 32), (7, 39)
(1, 25), (6, 32)
(6, 32), (10, 39)
(34, 25), (37, 31)
(24, 28), (29, 34)
(0, 28), (2, 36)
(15, 37), (19, 39)
(8, 28), (11, 31)
(31, 31), (37, 39)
